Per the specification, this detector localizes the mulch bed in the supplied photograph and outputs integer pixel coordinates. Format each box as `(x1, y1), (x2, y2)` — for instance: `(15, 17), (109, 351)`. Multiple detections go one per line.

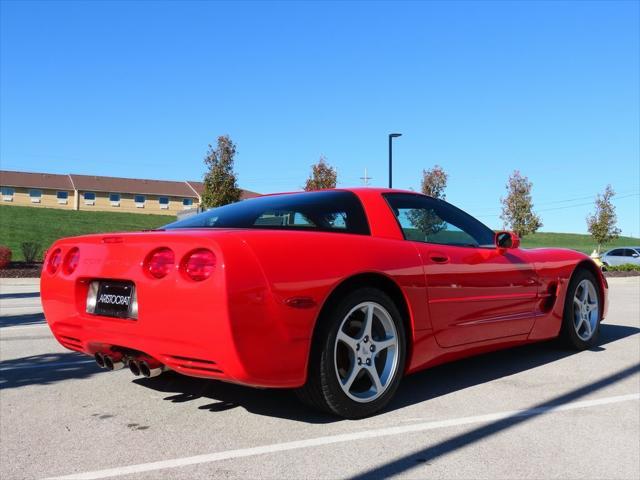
(603, 270), (640, 278)
(0, 262), (43, 278)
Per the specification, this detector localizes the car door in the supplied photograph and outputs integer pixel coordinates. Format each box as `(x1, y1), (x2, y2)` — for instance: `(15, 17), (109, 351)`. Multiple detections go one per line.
(384, 193), (538, 348)
(624, 249), (640, 266)
(606, 249), (624, 266)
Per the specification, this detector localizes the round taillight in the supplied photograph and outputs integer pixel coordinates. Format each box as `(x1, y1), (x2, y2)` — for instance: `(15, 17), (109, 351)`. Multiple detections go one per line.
(181, 249), (216, 281)
(47, 248), (62, 274)
(144, 248), (175, 279)
(63, 248), (80, 275)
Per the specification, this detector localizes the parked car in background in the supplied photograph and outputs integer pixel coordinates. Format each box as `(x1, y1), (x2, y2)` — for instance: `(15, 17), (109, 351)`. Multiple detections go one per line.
(600, 247), (640, 269)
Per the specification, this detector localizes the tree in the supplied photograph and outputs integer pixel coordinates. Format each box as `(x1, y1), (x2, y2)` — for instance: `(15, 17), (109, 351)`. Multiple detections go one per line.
(408, 165), (449, 237)
(420, 165), (448, 199)
(587, 185), (621, 253)
(304, 156), (337, 191)
(201, 135), (242, 208)
(500, 170), (542, 237)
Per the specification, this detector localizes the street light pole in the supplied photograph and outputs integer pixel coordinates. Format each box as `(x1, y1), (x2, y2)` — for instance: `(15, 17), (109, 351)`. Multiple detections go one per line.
(388, 133), (402, 188)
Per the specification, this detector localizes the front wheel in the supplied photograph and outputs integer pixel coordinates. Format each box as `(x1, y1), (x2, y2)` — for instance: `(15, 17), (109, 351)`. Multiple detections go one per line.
(297, 288), (406, 419)
(560, 269), (602, 349)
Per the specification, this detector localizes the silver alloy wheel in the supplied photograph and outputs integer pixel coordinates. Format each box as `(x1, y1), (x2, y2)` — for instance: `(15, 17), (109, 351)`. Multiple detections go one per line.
(573, 279), (599, 341)
(334, 301), (399, 403)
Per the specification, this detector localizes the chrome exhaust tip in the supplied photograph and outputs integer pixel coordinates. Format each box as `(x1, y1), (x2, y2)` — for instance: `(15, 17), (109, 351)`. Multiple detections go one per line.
(94, 352), (106, 369)
(128, 359), (141, 376)
(139, 361), (165, 378)
(103, 355), (125, 371)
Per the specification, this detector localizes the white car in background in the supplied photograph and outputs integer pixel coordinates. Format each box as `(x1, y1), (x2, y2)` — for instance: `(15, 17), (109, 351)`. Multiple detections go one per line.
(600, 247), (640, 269)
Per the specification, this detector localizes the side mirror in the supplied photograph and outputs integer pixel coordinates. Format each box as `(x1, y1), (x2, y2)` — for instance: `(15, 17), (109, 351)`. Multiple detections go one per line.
(495, 231), (520, 249)
(633, 253), (639, 258)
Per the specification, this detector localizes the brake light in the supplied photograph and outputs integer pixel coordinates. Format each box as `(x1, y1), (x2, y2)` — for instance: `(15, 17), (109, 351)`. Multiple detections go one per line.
(181, 249), (216, 281)
(144, 248), (175, 279)
(47, 248), (62, 274)
(63, 247), (80, 274)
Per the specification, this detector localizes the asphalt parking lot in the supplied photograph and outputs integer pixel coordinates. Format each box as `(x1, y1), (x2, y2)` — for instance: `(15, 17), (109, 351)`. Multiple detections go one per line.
(1, 277), (638, 480)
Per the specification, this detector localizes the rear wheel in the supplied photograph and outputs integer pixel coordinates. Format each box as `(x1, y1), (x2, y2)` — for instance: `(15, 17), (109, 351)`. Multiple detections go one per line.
(560, 269), (601, 350)
(297, 288), (406, 419)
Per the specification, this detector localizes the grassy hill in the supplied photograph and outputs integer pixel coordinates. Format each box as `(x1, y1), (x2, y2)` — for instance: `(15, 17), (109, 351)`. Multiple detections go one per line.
(1, 205), (169, 260)
(520, 232), (639, 254)
(1, 204), (638, 260)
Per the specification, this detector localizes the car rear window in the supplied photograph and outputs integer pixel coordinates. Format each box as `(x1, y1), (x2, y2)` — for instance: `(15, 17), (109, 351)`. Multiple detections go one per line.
(164, 190), (370, 235)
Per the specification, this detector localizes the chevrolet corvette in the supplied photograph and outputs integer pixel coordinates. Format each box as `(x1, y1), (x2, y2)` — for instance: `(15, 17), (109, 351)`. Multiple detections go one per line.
(41, 188), (608, 418)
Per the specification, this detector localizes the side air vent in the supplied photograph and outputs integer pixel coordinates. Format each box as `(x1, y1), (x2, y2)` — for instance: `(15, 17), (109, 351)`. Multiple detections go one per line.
(539, 281), (559, 313)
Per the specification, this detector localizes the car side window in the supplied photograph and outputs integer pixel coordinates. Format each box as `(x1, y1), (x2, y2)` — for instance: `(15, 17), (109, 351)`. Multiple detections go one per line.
(609, 249), (623, 256)
(384, 193), (495, 247)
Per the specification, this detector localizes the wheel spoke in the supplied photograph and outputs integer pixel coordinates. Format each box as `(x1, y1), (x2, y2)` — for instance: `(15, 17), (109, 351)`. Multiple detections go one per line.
(337, 330), (359, 354)
(361, 304), (374, 339)
(376, 337), (396, 353)
(366, 365), (383, 393)
(579, 284), (589, 302)
(574, 315), (585, 331)
(583, 317), (592, 336)
(573, 298), (582, 313)
(342, 364), (361, 392)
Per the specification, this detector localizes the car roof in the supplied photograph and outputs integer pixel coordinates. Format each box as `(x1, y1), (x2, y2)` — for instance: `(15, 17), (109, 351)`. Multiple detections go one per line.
(604, 247), (640, 253)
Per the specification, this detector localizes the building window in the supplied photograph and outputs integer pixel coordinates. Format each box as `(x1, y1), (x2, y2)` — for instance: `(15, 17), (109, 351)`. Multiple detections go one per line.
(83, 192), (96, 205)
(30, 189), (42, 203)
(57, 191), (68, 205)
(183, 198), (193, 209)
(134, 195), (145, 208)
(159, 197), (169, 209)
(109, 193), (120, 207)
(1, 187), (14, 202)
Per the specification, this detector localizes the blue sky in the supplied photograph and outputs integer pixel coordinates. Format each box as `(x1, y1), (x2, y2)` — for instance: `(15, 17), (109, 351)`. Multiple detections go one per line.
(1, 0), (638, 235)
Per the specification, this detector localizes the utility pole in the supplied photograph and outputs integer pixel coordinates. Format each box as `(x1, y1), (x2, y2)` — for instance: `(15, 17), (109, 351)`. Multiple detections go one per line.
(388, 133), (402, 188)
(360, 168), (372, 186)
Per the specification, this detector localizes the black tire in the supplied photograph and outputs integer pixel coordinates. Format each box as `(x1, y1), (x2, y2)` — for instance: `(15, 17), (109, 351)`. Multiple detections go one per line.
(560, 268), (602, 350)
(296, 287), (406, 419)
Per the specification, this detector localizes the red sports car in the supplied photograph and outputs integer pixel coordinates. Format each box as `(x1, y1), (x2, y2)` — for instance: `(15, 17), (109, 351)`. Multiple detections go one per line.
(41, 188), (608, 418)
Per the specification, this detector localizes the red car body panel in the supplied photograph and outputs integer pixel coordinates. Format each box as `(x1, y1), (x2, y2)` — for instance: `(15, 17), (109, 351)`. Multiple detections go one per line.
(40, 188), (608, 388)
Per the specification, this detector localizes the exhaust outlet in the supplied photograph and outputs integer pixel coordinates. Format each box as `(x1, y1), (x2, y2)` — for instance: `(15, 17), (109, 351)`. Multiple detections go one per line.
(128, 359), (141, 376)
(94, 352), (106, 369)
(103, 355), (125, 371)
(139, 361), (166, 378)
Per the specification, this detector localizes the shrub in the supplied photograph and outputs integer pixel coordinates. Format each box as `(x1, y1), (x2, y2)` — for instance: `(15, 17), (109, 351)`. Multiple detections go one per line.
(0, 245), (11, 269)
(607, 263), (640, 272)
(21, 242), (41, 263)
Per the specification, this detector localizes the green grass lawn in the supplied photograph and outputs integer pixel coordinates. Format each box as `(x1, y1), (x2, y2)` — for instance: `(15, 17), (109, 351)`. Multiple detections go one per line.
(520, 231), (639, 254)
(0, 205), (170, 260)
(1, 204), (638, 261)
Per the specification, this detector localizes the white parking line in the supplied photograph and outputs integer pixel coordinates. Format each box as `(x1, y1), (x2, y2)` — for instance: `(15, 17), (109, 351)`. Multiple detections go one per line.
(45, 393), (640, 480)
(0, 359), (96, 371)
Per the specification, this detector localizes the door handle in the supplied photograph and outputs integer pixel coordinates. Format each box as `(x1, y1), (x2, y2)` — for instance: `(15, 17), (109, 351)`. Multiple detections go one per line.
(429, 254), (450, 264)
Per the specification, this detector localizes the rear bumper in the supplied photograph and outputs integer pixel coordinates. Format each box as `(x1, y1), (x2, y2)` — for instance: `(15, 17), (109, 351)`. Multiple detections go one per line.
(44, 279), (309, 388)
(40, 233), (312, 388)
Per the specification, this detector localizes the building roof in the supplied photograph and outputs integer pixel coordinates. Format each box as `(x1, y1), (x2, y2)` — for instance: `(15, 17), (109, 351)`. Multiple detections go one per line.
(69, 174), (197, 197)
(0, 170), (73, 190)
(0, 170), (260, 199)
(186, 181), (261, 200)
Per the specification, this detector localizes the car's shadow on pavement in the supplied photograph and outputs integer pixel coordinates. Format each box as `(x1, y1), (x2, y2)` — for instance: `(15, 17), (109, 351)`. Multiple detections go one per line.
(134, 323), (639, 423)
(0, 313), (46, 327)
(0, 352), (101, 390)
